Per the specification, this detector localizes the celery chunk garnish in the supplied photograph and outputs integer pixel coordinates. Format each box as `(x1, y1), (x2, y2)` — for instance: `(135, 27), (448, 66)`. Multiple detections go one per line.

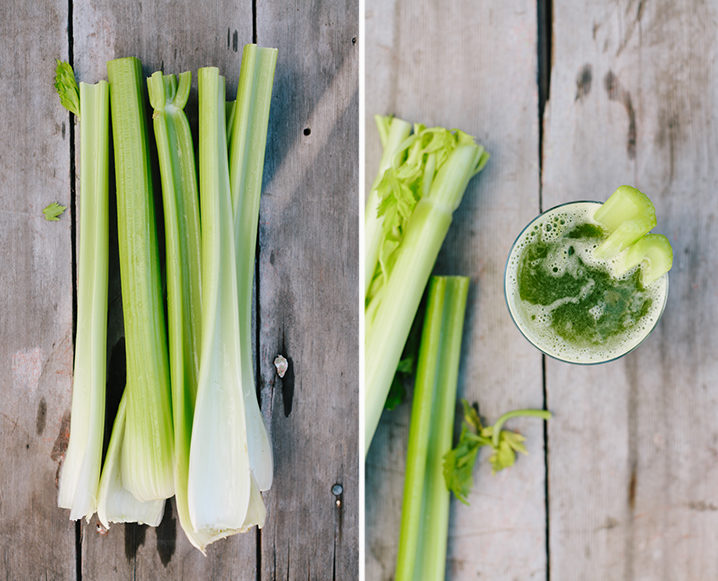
(618, 233), (673, 285)
(594, 185), (657, 258)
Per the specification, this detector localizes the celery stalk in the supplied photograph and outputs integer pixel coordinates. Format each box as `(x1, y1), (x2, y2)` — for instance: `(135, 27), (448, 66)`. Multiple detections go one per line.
(147, 71), (205, 548)
(365, 115), (412, 293)
(96, 392), (165, 528)
(187, 67), (252, 545)
(395, 276), (469, 581)
(228, 44), (278, 492)
(365, 136), (488, 455)
(56, 75), (110, 522)
(107, 57), (174, 502)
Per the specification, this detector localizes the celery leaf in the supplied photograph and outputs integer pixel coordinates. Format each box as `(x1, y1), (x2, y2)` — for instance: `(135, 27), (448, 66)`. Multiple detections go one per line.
(54, 60), (80, 117)
(43, 202), (66, 221)
(443, 399), (550, 503)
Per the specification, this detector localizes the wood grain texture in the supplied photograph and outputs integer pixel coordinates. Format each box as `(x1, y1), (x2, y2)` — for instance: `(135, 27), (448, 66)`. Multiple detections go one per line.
(365, 1), (546, 579)
(256, 0), (359, 578)
(0, 1), (76, 578)
(543, 1), (718, 579)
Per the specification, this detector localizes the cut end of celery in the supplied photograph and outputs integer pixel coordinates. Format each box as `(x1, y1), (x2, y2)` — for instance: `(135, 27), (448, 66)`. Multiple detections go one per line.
(594, 216), (656, 259)
(616, 233), (674, 285)
(594, 185), (657, 233)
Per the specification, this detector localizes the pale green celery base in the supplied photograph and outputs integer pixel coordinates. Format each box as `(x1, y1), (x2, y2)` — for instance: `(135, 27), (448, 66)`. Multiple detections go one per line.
(107, 56), (174, 502)
(228, 44), (278, 492)
(187, 67), (252, 542)
(57, 80), (109, 522)
(97, 392), (165, 528)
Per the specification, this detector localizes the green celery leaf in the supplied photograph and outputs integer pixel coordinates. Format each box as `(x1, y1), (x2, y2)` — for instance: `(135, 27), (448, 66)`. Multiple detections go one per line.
(54, 60), (80, 117)
(384, 374), (407, 411)
(443, 425), (483, 505)
(43, 202), (66, 221)
(443, 399), (550, 501)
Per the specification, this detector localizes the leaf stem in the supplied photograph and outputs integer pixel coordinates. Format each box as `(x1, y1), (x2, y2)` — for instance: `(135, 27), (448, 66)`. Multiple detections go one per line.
(491, 409), (552, 448)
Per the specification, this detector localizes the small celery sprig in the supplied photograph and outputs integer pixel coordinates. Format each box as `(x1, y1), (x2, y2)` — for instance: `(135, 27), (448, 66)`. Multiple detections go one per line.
(443, 400), (551, 504)
(54, 59), (80, 117)
(55, 63), (109, 522)
(43, 202), (67, 221)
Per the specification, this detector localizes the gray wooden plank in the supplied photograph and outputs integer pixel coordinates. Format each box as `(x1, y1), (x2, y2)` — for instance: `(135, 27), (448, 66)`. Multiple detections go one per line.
(543, 1), (718, 579)
(365, 1), (545, 579)
(72, 1), (260, 578)
(255, 0), (359, 578)
(0, 1), (76, 578)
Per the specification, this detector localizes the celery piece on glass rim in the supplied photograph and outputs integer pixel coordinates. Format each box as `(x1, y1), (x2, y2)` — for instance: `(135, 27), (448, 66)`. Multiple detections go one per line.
(147, 70), (206, 548)
(56, 70), (110, 522)
(394, 276), (469, 581)
(97, 392), (165, 528)
(187, 67), (254, 547)
(107, 56), (174, 502)
(364, 128), (489, 456)
(228, 44), (278, 492)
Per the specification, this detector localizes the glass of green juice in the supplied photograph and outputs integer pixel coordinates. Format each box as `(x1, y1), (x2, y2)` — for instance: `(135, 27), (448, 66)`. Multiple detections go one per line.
(504, 201), (669, 364)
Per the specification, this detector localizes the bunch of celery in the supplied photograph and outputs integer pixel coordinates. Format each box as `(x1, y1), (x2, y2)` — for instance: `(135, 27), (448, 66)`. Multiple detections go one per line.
(364, 117), (490, 455)
(54, 45), (277, 552)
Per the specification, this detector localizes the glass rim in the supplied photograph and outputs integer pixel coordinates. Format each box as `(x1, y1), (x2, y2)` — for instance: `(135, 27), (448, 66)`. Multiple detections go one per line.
(503, 200), (670, 366)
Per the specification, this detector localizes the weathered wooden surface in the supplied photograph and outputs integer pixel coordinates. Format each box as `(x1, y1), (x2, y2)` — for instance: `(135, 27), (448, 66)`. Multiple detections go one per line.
(543, 1), (718, 579)
(367, 0), (718, 580)
(0, 1), (76, 578)
(1, 0), (358, 579)
(365, 1), (546, 579)
(257, 1), (359, 579)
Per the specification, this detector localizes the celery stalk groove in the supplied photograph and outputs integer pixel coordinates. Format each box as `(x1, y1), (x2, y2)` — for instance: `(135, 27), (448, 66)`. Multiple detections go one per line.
(107, 57), (174, 502)
(96, 393), (166, 528)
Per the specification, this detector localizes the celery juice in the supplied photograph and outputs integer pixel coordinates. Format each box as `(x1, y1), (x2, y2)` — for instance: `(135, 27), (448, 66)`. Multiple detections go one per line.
(505, 202), (668, 364)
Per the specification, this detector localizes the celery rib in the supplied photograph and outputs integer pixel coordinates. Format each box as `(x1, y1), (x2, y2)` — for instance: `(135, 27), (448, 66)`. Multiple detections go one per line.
(395, 276), (469, 581)
(147, 70), (206, 548)
(187, 67), (252, 547)
(96, 392), (166, 528)
(228, 44), (278, 492)
(107, 57), (174, 502)
(57, 80), (110, 521)
(364, 136), (487, 456)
